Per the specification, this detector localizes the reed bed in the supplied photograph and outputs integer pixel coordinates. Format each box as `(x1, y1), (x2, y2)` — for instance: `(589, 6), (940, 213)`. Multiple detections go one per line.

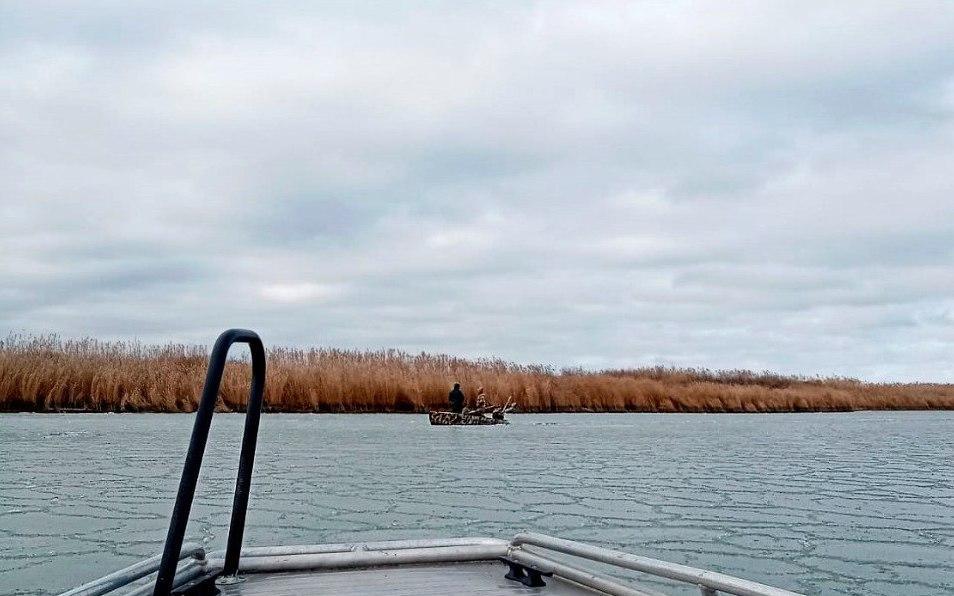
(1, 334), (952, 413)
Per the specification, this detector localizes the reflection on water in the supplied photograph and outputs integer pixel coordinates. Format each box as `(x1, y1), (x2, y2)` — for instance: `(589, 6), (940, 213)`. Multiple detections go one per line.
(1, 412), (952, 595)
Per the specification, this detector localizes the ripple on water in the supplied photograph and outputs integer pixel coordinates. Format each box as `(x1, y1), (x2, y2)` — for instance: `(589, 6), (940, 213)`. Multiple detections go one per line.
(1, 412), (953, 596)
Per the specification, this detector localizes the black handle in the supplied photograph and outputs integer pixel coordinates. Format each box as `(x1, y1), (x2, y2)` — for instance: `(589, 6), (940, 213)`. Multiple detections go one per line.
(154, 329), (266, 594)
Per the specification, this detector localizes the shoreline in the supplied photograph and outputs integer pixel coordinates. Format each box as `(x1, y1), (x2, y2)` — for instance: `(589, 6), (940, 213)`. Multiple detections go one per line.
(5, 406), (954, 415)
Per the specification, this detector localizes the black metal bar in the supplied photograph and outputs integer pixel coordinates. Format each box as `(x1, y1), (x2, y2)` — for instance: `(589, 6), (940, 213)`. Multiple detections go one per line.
(500, 556), (552, 588)
(153, 329), (266, 595)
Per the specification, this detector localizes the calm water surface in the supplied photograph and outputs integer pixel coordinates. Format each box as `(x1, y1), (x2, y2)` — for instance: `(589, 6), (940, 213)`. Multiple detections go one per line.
(1, 412), (952, 595)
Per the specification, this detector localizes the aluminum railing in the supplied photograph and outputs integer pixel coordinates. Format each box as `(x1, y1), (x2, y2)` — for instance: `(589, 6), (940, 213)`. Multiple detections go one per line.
(58, 543), (206, 596)
(56, 534), (804, 596)
(510, 533), (802, 596)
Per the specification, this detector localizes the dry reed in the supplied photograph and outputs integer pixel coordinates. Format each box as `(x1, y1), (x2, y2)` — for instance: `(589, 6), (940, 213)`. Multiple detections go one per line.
(1, 333), (952, 413)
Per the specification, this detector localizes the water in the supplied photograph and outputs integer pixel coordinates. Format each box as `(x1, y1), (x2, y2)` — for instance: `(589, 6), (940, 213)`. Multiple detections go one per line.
(1, 412), (952, 596)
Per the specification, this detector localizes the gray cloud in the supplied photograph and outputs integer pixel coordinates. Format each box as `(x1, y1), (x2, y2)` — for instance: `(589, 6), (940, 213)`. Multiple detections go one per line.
(2, 1), (953, 381)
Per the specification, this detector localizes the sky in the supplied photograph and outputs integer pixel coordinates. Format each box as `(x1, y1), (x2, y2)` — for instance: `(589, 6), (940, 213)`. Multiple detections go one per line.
(2, 2), (953, 381)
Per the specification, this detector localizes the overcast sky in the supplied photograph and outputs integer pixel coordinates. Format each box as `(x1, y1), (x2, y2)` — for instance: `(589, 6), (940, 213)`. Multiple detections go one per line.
(2, 2), (953, 381)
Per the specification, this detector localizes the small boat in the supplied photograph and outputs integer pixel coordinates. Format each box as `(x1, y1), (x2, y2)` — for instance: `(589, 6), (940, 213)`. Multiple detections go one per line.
(60, 329), (803, 596)
(428, 410), (507, 425)
(430, 395), (515, 425)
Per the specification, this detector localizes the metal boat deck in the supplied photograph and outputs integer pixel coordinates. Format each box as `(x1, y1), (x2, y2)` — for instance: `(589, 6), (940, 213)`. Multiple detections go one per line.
(217, 563), (600, 596)
(65, 533), (802, 596)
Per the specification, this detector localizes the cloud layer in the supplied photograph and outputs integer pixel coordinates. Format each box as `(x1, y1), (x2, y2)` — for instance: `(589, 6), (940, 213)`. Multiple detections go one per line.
(2, 2), (953, 380)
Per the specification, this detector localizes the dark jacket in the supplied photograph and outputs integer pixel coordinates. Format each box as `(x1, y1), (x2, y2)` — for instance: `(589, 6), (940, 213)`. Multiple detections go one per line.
(448, 388), (465, 412)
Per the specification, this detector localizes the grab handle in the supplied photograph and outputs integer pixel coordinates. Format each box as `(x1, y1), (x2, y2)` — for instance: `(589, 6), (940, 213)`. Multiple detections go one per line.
(154, 329), (266, 594)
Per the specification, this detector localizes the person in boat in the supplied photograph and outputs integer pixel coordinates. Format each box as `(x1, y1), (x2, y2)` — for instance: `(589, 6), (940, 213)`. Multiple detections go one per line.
(448, 383), (465, 413)
(475, 387), (487, 409)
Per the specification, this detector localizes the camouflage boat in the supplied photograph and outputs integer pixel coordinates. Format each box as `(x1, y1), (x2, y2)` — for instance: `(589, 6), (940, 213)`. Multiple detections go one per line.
(430, 397), (514, 425)
(428, 410), (508, 425)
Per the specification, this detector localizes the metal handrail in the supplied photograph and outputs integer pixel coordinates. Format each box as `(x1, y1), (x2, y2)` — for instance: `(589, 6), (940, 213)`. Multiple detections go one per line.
(61, 534), (804, 596)
(506, 548), (664, 596)
(511, 533), (803, 596)
(153, 329), (266, 595)
(206, 536), (509, 559)
(58, 543), (205, 596)
(124, 560), (208, 596)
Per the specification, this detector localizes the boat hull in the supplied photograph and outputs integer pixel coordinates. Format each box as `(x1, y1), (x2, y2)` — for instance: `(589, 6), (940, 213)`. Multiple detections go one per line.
(428, 411), (507, 425)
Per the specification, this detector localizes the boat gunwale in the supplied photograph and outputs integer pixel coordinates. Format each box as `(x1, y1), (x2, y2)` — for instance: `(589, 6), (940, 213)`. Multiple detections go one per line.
(57, 542), (206, 596)
(214, 535), (802, 596)
(61, 534), (804, 596)
(205, 536), (508, 559)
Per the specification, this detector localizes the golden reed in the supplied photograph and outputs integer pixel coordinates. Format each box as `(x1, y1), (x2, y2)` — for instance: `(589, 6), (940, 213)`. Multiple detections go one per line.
(1, 334), (952, 413)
